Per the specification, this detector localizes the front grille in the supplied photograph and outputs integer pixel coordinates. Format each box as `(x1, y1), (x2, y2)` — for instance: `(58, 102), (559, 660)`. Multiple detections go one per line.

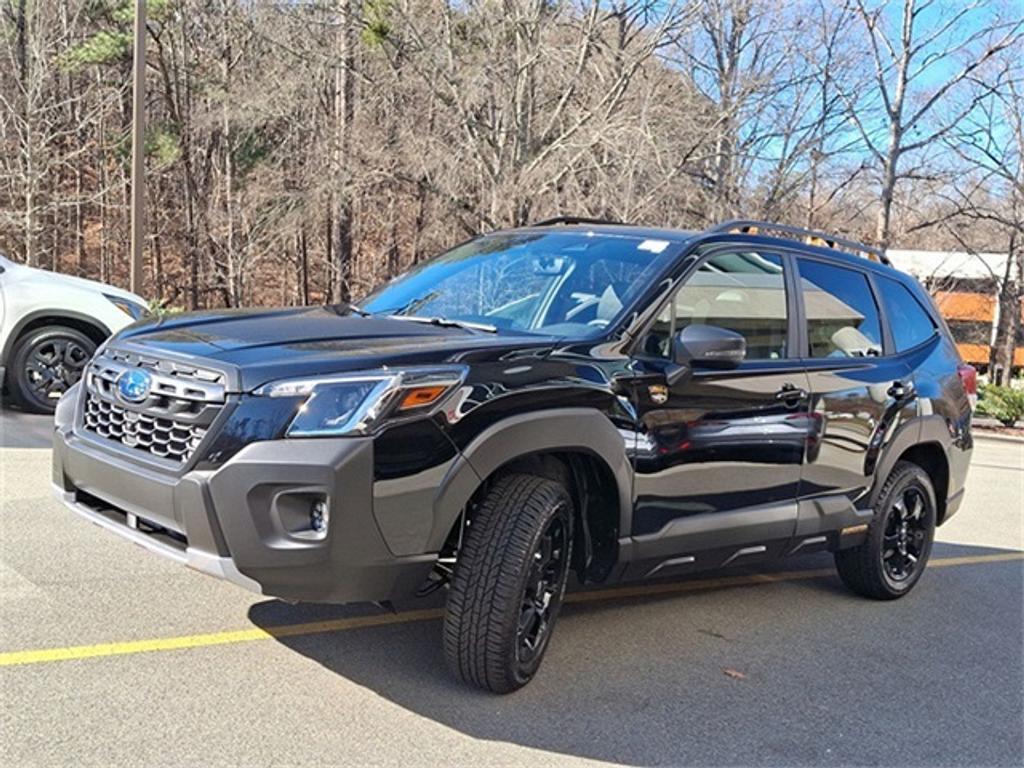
(79, 348), (227, 465)
(83, 393), (208, 462)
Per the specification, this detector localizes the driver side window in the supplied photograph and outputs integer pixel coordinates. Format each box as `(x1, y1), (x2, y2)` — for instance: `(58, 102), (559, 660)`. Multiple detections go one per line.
(641, 250), (789, 360)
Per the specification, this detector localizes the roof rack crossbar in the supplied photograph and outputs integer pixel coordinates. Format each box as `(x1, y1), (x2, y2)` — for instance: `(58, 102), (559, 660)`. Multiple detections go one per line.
(711, 219), (890, 266)
(532, 216), (627, 227)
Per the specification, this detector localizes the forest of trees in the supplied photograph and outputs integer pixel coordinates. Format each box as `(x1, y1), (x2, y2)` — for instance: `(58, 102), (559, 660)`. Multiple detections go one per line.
(1, 0), (1022, 371)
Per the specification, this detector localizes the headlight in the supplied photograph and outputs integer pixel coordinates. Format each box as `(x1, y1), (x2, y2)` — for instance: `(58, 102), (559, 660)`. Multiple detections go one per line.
(105, 294), (150, 320)
(255, 366), (467, 437)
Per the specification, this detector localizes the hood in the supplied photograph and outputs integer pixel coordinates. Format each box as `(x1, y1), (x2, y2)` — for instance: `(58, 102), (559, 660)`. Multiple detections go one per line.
(117, 306), (554, 390)
(1, 255), (146, 306)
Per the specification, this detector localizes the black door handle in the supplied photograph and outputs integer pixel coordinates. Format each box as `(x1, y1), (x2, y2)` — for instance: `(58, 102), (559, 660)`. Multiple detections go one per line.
(775, 383), (808, 404)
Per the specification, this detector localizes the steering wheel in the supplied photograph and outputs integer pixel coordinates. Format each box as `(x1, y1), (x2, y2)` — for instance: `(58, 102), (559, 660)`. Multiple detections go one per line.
(587, 318), (609, 328)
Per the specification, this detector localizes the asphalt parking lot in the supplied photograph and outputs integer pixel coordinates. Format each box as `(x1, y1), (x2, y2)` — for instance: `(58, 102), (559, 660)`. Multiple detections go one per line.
(1, 410), (1022, 767)
(0, 406), (52, 449)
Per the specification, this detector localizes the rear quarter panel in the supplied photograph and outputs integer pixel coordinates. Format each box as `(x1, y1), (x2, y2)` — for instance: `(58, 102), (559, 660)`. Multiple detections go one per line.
(905, 333), (973, 507)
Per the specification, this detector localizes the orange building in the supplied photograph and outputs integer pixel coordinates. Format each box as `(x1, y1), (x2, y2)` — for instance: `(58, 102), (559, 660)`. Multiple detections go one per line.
(932, 291), (1024, 368)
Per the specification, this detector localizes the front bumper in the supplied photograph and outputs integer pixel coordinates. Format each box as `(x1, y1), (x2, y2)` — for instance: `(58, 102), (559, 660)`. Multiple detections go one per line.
(52, 482), (261, 593)
(52, 426), (436, 603)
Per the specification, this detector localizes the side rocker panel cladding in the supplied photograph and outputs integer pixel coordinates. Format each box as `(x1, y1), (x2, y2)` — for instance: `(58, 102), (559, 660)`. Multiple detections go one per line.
(427, 408), (634, 553)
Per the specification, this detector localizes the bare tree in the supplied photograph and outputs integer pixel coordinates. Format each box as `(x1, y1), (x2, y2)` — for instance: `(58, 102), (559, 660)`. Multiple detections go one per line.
(329, 0), (356, 302)
(0, 0), (1020, 381)
(933, 60), (1024, 383)
(375, 1), (691, 230)
(0, 0), (97, 268)
(841, 0), (1024, 249)
(670, 0), (797, 221)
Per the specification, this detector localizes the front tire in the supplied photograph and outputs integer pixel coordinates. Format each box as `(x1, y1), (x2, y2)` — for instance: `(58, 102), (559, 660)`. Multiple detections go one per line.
(835, 460), (937, 600)
(8, 325), (96, 414)
(443, 473), (574, 693)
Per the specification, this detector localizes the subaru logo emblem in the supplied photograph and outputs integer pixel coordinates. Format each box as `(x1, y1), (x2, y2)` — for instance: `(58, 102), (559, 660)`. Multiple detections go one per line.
(117, 369), (151, 403)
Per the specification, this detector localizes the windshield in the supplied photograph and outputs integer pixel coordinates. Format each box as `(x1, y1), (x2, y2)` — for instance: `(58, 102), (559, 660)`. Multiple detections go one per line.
(361, 232), (680, 337)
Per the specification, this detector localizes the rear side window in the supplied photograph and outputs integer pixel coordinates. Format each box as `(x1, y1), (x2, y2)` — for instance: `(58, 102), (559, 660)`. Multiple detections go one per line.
(797, 259), (882, 358)
(876, 276), (937, 352)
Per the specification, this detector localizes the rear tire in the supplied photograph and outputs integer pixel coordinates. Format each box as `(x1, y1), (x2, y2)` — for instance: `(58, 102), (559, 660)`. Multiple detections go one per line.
(443, 473), (574, 693)
(835, 460), (936, 600)
(8, 325), (95, 414)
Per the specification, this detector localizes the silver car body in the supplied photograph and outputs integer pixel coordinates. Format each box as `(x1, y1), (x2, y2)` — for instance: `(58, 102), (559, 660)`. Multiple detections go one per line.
(0, 254), (147, 391)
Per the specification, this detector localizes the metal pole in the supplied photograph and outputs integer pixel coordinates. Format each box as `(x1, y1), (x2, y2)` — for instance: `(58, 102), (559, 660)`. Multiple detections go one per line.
(129, 0), (146, 295)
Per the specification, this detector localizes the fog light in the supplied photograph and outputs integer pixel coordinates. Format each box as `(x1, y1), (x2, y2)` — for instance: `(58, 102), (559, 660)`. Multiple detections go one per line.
(311, 500), (329, 534)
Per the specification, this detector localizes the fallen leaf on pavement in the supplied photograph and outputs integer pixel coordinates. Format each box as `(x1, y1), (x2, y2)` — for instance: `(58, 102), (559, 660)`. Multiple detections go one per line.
(699, 628), (731, 640)
(722, 667), (746, 680)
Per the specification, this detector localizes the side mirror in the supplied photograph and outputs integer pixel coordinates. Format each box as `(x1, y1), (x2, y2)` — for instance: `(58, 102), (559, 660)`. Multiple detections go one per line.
(672, 324), (746, 369)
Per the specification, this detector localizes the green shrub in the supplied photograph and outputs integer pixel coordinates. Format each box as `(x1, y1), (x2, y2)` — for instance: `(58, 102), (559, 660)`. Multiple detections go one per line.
(977, 384), (1024, 427)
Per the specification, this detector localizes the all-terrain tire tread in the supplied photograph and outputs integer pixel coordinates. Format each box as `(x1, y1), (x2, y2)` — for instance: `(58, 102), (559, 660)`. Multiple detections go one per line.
(442, 473), (571, 693)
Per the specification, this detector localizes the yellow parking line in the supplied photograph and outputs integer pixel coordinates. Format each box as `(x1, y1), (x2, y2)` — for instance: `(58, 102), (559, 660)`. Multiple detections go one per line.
(1, 551), (1020, 668)
(0, 608), (446, 667)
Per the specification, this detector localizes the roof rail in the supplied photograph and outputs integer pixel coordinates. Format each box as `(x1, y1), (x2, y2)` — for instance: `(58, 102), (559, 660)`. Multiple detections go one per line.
(710, 219), (890, 266)
(532, 216), (627, 227)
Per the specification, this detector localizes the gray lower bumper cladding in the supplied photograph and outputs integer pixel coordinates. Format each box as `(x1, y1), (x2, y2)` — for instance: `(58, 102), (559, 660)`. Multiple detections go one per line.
(52, 427), (436, 604)
(53, 484), (262, 593)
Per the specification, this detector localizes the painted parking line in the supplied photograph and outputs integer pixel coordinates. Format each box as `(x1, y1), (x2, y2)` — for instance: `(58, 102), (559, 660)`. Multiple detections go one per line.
(1, 552), (1021, 668)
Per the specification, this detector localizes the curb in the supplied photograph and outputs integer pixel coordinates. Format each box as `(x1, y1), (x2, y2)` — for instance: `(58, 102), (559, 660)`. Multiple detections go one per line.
(973, 430), (1024, 445)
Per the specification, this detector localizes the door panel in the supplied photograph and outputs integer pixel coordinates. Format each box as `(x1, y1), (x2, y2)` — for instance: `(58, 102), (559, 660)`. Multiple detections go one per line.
(794, 257), (915, 507)
(628, 247), (808, 567)
(631, 362), (812, 537)
(802, 358), (914, 503)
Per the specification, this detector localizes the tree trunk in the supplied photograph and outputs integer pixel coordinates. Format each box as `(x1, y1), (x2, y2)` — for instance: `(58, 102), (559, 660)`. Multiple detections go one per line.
(176, 10), (202, 309)
(875, 147), (899, 251)
(154, 227), (164, 302)
(387, 191), (399, 277)
(15, 0), (33, 265)
(990, 236), (1022, 385)
(411, 178), (427, 265)
(300, 227), (310, 306)
(331, 0), (356, 303)
(221, 0), (238, 306)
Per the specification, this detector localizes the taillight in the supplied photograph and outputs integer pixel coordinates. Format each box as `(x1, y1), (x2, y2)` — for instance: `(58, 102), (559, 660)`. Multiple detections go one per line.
(957, 363), (977, 409)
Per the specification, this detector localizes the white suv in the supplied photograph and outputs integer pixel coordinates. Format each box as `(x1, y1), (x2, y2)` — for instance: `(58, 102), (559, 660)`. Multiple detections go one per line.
(0, 254), (148, 413)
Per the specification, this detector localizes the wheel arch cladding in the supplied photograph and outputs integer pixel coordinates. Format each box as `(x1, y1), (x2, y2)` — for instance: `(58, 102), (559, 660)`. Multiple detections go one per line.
(483, 449), (621, 582)
(870, 413), (953, 525)
(430, 408), (633, 580)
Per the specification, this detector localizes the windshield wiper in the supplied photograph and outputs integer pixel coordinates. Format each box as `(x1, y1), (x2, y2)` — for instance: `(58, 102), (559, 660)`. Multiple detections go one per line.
(388, 314), (498, 333)
(388, 291), (440, 318)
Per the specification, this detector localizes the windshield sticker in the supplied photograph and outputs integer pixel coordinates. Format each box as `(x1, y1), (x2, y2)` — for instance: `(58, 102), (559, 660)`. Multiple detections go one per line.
(638, 239), (670, 254)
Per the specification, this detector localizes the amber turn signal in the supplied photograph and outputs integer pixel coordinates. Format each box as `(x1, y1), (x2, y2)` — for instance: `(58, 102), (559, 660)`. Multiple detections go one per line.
(397, 385), (449, 411)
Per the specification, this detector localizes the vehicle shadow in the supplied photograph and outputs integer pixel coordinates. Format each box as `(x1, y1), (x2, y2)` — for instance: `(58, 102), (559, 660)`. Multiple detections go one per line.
(248, 542), (1023, 766)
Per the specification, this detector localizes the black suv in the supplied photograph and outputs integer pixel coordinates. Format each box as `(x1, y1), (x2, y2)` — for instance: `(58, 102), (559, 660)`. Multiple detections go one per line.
(52, 219), (974, 692)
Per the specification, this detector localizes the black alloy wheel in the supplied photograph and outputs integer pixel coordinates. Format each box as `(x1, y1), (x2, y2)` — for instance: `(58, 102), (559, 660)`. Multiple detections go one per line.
(880, 486), (930, 584)
(516, 513), (570, 670)
(9, 326), (95, 414)
(835, 460), (936, 599)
